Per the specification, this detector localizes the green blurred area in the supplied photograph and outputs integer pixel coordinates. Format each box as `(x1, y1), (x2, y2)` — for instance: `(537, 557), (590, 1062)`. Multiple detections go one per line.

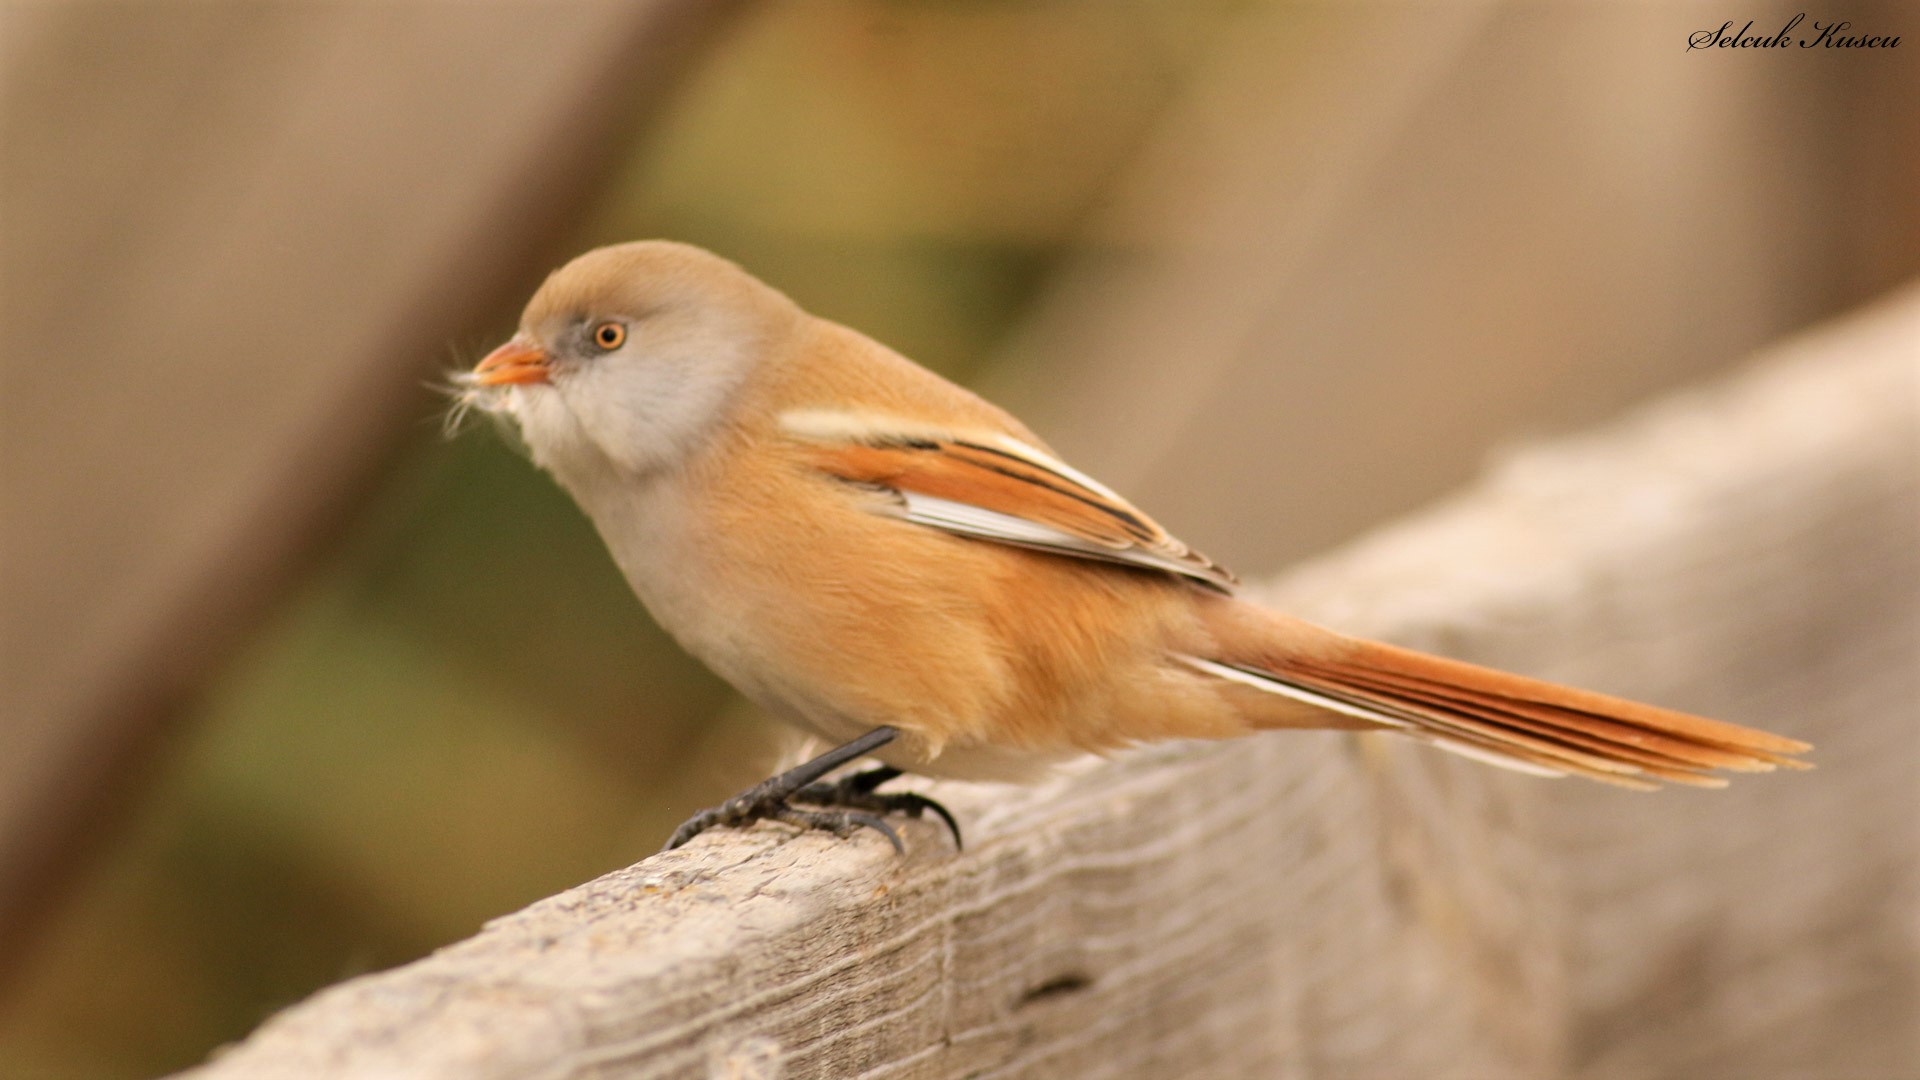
(0, 3), (1252, 1075)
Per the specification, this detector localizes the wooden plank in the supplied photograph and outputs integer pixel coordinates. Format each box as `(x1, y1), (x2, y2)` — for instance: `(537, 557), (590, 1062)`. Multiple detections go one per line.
(176, 285), (1918, 1078)
(1262, 284), (1920, 1080)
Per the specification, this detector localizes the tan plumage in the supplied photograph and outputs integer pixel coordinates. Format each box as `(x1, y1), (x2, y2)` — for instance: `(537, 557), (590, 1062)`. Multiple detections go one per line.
(464, 240), (1809, 802)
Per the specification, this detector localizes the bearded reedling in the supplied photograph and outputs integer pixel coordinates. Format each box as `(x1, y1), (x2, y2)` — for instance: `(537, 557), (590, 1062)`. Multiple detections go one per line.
(456, 241), (1811, 852)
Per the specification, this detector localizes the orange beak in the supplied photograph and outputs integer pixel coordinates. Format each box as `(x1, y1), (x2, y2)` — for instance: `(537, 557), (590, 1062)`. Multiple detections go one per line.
(470, 339), (552, 387)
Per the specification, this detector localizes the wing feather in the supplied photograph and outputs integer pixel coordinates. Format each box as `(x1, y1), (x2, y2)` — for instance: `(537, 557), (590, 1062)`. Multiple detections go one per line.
(781, 410), (1236, 591)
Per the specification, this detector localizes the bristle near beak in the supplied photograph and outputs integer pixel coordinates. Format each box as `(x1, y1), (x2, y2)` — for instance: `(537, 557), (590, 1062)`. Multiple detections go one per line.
(468, 339), (552, 387)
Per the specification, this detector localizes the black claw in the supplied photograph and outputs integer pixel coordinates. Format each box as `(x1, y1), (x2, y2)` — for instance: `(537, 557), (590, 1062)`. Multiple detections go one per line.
(910, 795), (965, 851)
(794, 767), (963, 851)
(661, 796), (755, 852)
(773, 806), (903, 853)
(662, 808), (716, 851)
(657, 728), (963, 854)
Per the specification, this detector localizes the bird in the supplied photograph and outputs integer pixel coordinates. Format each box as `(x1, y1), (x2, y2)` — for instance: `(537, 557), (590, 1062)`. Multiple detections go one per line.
(457, 240), (1811, 853)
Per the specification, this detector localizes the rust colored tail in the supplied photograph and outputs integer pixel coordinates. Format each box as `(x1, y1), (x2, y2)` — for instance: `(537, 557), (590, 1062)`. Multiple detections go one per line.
(1194, 601), (1811, 789)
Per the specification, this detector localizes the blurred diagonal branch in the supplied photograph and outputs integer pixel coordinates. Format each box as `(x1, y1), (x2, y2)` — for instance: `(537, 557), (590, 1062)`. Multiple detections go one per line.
(0, 0), (752, 988)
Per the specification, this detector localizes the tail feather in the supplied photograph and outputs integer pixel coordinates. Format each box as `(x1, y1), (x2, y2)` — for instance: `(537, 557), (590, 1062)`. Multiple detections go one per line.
(1282, 662), (1718, 789)
(1195, 602), (1812, 789)
(1273, 662), (1666, 785)
(1297, 662), (1759, 772)
(1331, 638), (1812, 760)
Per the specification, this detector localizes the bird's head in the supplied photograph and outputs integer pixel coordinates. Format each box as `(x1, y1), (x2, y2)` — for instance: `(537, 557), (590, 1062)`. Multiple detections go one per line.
(460, 240), (802, 479)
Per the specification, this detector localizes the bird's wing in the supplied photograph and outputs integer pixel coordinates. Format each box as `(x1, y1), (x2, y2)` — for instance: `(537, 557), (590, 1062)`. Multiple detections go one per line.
(780, 409), (1236, 591)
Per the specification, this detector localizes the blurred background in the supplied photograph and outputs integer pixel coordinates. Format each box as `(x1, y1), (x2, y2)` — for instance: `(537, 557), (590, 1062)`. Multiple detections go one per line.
(1, 2), (1914, 1076)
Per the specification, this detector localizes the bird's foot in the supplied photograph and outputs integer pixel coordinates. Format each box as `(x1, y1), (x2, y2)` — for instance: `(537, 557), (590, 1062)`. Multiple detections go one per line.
(795, 767), (962, 851)
(660, 727), (959, 854)
(664, 786), (905, 853)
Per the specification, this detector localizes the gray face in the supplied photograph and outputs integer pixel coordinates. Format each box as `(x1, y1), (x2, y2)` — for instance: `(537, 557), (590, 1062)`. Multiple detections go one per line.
(496, 300), (761, 484)
(462, 240), (804, 486)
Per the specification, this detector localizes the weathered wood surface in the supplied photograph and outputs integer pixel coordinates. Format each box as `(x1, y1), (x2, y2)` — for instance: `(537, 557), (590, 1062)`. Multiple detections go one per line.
(180, 286), (1918, 1079)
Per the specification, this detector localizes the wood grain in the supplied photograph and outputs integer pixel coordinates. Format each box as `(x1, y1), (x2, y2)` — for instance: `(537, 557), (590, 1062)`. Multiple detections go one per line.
(177, 286), (1918, 1078)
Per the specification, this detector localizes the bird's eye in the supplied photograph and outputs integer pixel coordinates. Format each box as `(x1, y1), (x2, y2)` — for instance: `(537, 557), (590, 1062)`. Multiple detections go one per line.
(591, 321), (626, 350)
